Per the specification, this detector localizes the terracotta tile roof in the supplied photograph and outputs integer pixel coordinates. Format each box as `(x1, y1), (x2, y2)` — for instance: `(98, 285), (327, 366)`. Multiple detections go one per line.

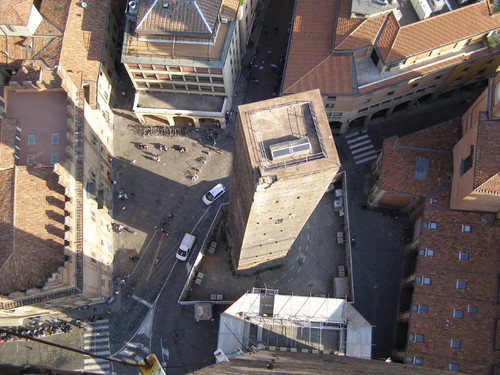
(59, 0), (109, 82)
(376, 1), (500, 63)
(282, 0), (337, 93)
(0, 0), (33, 26)
(372, 12), (399, 60)
(284, 55), (353, 95)
(220, 0), (239, 19)
(0, 0), (70, 72)
(0, 166), (65, 295)
(0, 119), (17, 169)
(377, 119), (461, 196)
(284, 0), (498, 96)
(137, 0), (223, 34)
(334, 1), (387, 50)
(473, 116), (500, 194)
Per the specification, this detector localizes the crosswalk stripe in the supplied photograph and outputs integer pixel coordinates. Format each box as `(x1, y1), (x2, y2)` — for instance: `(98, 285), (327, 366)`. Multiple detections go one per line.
(84, 358), (109, 365)
(84, 331), (108, 338)
(347, 134), (368, 144)
(85, 350), (110, 356)
(353, 149), (377, 160)
(349, 139), (371, 149)
(355, 154), (378, 165)
(345, 131), (366, 139)
(84, 337), (109, 343)
(351, 144), (374, 154)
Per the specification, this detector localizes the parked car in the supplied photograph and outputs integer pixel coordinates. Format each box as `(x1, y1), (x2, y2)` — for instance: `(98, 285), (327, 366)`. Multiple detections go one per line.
(176, 233), (196, 261)
(202, 183), (226, 205)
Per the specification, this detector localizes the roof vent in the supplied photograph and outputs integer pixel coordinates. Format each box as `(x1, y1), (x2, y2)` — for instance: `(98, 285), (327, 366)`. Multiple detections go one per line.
(162, 2), (169, 9)
(270, 138), (311, 160)
(221, 17), (229, 24)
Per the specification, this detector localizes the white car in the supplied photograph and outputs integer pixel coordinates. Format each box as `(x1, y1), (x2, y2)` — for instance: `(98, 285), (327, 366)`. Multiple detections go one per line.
(176, 233), (196, 261)
(202, 183), (226, 205)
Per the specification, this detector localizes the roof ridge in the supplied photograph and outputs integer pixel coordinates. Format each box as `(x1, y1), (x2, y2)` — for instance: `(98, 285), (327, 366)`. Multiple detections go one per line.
(136, 0), (159, 30)
(335, 19), (367, 50)
(377, 12), (399, 61)
(193, 0), (212, 33)
(285, 54), (333, 92)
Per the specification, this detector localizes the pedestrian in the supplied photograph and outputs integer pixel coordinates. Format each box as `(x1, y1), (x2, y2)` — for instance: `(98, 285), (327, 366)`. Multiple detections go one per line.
(351, 236), (356, 247)
(122, 205), (126, 210)
(131, 159), (136, 164)
(267, 49), (272, 56)
(156, 154), (161, 163)
(108, 157), (113, 164)
(154, 258), (160, 264)
(213, 139), (216, 146)
(110, 178), (117, 185)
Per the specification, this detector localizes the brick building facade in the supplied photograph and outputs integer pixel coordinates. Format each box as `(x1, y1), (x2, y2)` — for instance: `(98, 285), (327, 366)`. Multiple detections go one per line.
(367, 75), (500, 374)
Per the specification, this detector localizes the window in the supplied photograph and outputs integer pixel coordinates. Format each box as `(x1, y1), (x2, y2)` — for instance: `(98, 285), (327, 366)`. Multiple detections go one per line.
(449, 363), (460, 372)
(428, 84), (437, 89)
(434, 75), (442, 80)
(359, 107), (368, 113)
(453, 309), (464, 318)
(410, 83), (418, 88)
(325, 103), (334, 108)
(327, 96), (336, 101)
(394, 96), (403, 101)
(27, 154), (35, 164)
(459, 252), (469, 261)
(51, 134), (59, 144)
(461, 225), (472, 232)
(416, 88), (425, 93)
(467, 305), (478, 314)
(185, 75), (197, 82)
(382, 99), (391, 104)
(409, 333), (425, 342)
(406, 356), (423, 365)
(28, 134), (36, 145)
(430, 198), (438, 204)
(91, 134), (98, 145)
(423, 221), (438, 230)
(387, 91), (395, 96)
(419, 248), (435, 257)
(332, 112), (342, 118)
(6, 25), (16, 32)
(362, 98), (371, 104)
(172, 75), (183, 81)
(416, 276), (432, 285)
(50, 153), (59, 164)
(476, 69), (486, 76)
(411, 304), (428, 313)
(456, 280), (467, 289)
(450, 339), (461, 349)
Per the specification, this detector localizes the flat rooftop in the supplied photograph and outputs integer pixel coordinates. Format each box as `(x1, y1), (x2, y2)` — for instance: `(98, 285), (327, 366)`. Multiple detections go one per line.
(6, 90), (69, 166)
(239, 91), (335, 172)
(136, 91), (226, 112)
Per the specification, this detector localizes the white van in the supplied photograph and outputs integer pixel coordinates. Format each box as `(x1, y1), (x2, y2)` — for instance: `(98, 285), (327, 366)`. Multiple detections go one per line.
(176, 233), (196, 261)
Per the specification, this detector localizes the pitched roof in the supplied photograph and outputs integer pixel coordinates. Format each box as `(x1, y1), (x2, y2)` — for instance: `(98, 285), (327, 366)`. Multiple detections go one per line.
(473, 115), (500, 194)
(137, 0), (223, 35)
(283, 0), (499, 95)
(0, 0), (71, 72)
(282, 0), (337, 93)
(0, 0), (33, 26)
(0, 166), (65, 295)
(59, 0), (109, 83)
(334, 0), (387, 50)
(377, 119), (461, 196)
(0, 119), (17, 170)
(376, 1), (499, 63)
(284, 55), (353, 95)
